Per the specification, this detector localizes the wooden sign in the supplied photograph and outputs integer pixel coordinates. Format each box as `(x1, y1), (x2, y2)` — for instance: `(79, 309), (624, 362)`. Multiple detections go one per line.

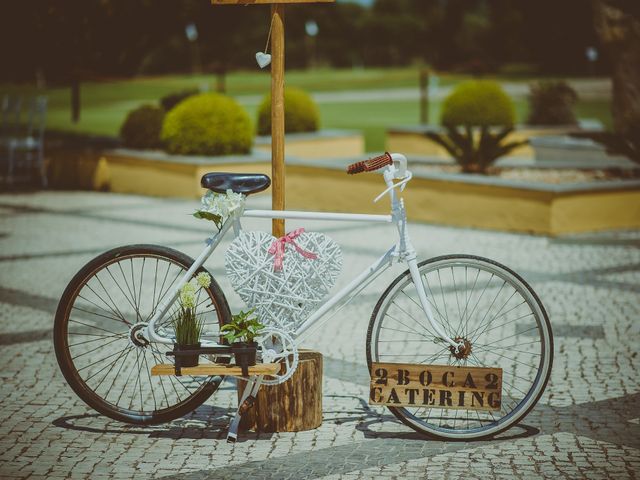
(370, 363), (503, 412)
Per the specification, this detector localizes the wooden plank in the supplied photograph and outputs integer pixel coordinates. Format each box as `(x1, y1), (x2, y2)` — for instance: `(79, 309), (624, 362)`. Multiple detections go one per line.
(370, 362), (503, 412)
(271, 3), (286, 237)
(212, 0), (334, 4)
(151, 363), (280, 377)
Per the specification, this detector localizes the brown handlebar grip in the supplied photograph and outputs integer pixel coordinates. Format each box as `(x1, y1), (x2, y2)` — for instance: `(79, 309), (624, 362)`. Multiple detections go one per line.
(347, 152), (393, 175)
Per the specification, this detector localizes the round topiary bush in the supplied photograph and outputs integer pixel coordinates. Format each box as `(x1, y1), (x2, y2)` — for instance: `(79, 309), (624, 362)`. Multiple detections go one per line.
(120, 105), (165, 149)
(441, 81), (515, 127)
(257, 87), (320, 136)
(161, 93), (253, 156)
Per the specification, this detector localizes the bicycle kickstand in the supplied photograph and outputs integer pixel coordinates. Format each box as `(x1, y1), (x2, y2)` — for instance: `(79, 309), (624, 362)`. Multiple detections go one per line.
(227, 375), (263, 443)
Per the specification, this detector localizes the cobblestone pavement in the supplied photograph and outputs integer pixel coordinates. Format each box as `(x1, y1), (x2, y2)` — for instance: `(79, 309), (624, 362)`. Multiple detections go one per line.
(0, 191), (638, 480)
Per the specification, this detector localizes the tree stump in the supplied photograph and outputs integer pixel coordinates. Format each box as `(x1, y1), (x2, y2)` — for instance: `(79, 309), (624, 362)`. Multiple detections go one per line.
(237, 350), (322, 432)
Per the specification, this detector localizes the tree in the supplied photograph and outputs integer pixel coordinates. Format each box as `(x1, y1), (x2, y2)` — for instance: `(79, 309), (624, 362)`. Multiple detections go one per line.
(521, 0), (599, 75)
(593, 0), (640, 134)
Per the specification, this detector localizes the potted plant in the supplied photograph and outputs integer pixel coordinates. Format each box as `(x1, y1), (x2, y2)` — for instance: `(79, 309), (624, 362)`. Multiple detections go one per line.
(172, 272), (211, 367)
(220, 309), (265, 370)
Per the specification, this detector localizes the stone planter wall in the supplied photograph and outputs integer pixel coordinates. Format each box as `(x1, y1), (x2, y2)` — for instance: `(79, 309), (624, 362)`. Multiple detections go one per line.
(80, 149), (640, 235)
(284, 160), (640, 235)
(98, 149), (273, 198)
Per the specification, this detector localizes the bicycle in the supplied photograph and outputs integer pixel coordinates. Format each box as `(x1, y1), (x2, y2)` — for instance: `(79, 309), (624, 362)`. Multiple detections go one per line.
(53, 152), (553, 442)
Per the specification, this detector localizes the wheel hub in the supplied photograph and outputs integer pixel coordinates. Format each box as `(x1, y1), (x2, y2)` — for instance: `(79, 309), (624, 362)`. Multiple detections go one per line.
(129, 323), (150, 348)
(449, 337), (472, 360)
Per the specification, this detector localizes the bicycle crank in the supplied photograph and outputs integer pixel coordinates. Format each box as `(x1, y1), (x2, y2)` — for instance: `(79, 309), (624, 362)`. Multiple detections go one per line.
(256, 328), (299, 385)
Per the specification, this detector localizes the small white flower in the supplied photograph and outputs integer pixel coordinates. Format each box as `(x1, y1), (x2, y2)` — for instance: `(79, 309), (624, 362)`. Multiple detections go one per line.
(196, 272), (211, 288)
(201, 190), (217, 210)
(225, 189), (245, 213)
(179, 282), (196, 308)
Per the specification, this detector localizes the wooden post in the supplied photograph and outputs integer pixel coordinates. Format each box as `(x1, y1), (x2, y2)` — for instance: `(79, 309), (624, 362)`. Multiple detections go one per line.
(210, 0), (334, 237)
(271, 4), (286, 237)
(237, 350), (322, 432)
(419, 68), (429, 125)
(210, 0), (334, 436)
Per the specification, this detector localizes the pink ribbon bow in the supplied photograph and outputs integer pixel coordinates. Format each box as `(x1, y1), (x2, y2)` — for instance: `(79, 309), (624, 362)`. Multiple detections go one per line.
(268, 228), (318, 271)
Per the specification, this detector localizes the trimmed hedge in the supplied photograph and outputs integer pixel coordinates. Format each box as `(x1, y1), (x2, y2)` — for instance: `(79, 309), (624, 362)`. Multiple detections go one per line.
(120, 105), (165, 149)
(441, 81), (515, 127)
(257, 87), (320, 135)
(161, 93), (253, 156)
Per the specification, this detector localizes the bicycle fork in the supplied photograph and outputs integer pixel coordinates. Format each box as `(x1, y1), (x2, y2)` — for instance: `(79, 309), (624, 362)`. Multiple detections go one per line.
(394, 201), (462, 351)
(406, 257), (460, 350)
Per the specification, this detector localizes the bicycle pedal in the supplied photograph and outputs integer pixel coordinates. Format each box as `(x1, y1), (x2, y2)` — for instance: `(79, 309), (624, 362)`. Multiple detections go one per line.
(238, 395), (256, 415)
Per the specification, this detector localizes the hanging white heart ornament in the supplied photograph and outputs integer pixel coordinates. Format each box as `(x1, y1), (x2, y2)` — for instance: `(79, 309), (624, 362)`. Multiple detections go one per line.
(255, 51), (272, 68)
(225, 230), (342, 332)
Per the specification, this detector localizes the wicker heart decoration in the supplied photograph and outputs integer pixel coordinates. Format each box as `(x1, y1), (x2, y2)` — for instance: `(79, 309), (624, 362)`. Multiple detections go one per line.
(225, 230), (342, 332)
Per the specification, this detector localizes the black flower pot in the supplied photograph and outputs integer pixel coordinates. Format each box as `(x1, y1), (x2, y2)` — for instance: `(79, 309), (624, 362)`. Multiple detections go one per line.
(173, 342), (201, 368)
(232, 342), (257, 375)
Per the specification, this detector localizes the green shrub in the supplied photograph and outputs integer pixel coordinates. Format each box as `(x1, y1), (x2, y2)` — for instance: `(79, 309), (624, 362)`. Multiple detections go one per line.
(257, 87), (320, 136)
(161, 93), (253, 156)
(427, 82), (523, 173)
(119, 104), (165, 149)
(160, 88), (199, 112)
(527, 81), (578, 125)
(441, 80), (515, 127)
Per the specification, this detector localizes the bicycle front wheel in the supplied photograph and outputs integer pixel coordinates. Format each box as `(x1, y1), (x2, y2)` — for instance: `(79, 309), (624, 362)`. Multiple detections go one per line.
(54, 245), (231, 425)
(366, 255), (553, 440)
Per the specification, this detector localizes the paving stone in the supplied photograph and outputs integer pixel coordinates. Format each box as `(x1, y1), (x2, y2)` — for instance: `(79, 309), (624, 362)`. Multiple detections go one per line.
(0, 192), (638, 479)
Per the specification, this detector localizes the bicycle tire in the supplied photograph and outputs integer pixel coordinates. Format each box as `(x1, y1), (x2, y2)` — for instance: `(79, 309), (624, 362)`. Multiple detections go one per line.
(366, 254), (553, 440)
(54, 244), (231, 425)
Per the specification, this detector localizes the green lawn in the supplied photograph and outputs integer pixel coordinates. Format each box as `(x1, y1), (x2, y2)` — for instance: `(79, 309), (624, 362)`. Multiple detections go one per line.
(2, 67), (612, 152)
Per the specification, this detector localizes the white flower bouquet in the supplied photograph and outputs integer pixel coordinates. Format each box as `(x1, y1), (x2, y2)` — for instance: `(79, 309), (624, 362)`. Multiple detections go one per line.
(193, 189), (245, 231)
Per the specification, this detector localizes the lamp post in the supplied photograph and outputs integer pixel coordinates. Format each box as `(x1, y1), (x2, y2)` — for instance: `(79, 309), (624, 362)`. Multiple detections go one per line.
(585, 46), (598, 77)
(305, 20), (319, 69)
(185, 22), (203, 75)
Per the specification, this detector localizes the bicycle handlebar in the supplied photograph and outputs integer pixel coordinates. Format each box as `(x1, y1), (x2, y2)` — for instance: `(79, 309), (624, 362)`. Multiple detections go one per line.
(347, 152), (393, 175)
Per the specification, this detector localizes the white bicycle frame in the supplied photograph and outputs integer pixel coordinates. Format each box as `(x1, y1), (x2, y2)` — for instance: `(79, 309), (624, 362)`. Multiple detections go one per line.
(143, 153), (462, 350)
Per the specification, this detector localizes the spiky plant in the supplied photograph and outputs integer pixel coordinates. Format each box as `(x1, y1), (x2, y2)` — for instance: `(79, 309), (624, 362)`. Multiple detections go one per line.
(172, 308), (204, 346)
(172, 272), (211, 346)
(426, 126), (528, 174)
(572, 124), (640, 165)
(425, 81), (527, 174)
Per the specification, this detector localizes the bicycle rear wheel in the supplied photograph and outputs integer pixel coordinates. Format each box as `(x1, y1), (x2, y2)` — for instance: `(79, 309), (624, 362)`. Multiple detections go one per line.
(366, 255), (553, 440)
(54, 245), (231, 425)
